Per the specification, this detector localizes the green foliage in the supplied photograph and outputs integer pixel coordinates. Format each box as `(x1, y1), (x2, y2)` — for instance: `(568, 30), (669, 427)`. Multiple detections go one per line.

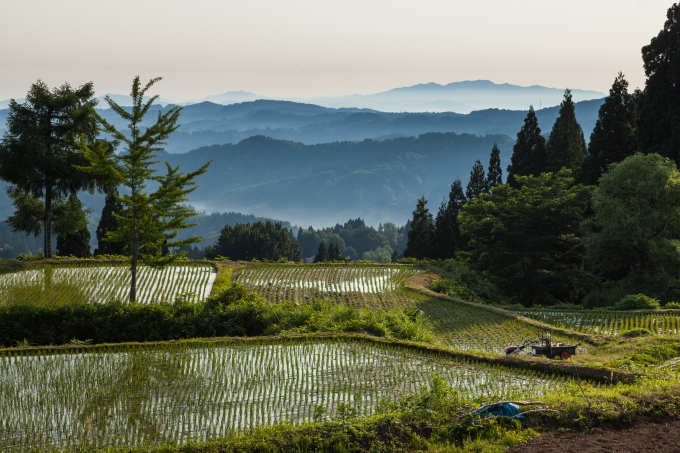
(580, 73), (638, 185)
(0, 80), (108, 258)
(465, 159), (487, 199)
(404, 196), (436, 260)
(664, 302), (680, 309)
(619, 328), (653, 338)
(205, 221), (302, 262)
(545, 89), (587, 172)
(0, 280), (435, 346)
(615, 294), (661, 311)
(487, 143), (503, 190)
(506, 105), (547, 188)
(314, 241), (328, 263)
(434, 179), (467, 259)
(637, 3), (680, 164)
(296, 218), (402, 263)
(460, 170), (593, 306)
(77, 76), (210, 301)
(94, 191), (125, 256)
(583, 153), (680, 306)
(434, 259), (502, 303)
(55, 194), (91, 258)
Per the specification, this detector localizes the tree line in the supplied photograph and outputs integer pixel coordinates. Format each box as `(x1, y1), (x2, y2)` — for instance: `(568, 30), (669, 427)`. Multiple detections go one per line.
(404, 3), (680, 307)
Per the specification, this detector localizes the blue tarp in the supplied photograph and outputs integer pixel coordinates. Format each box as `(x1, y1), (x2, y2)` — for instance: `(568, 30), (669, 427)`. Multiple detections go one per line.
(476, 403), (524, 419)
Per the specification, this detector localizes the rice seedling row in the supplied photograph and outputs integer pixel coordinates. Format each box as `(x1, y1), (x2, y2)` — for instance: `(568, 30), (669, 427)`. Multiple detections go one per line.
(0, 262), (217, 305)
(511, 309), (680, 336)
(0, 340), (578, 451)
(234, 265), (419, 310)
(235, 265), (582, 353)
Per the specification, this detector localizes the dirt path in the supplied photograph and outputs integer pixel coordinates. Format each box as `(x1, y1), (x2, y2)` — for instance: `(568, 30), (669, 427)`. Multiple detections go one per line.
(509, 417), (680, 453)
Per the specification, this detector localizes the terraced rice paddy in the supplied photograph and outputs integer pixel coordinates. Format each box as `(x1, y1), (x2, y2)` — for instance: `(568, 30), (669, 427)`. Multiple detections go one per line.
(0, 339), (577, 451)
(234, 265), (419, 308)
(235, 265), (582, 354)
(512, 309), (680, 336)
(0, 262), (216, 305)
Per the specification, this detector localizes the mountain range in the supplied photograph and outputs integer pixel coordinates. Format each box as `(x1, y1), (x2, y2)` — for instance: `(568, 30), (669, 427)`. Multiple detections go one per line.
(0, 79), (605, 112)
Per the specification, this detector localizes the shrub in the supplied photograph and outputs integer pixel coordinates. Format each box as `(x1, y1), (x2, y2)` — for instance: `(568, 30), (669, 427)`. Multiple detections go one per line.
(619, 328), (653, 338)
(664, 301), (680, 309)
(615, 294), (661, 310)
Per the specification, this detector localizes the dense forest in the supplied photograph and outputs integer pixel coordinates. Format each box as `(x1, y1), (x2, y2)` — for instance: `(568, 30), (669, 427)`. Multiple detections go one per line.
(399, 1), (680, 308)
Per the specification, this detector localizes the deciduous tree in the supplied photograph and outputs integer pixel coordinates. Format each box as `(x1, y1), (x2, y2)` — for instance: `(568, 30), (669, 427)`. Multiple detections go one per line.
(583, 153), (680, 306)
(460, 170), (592, 306)
(77, 76), (210, 302)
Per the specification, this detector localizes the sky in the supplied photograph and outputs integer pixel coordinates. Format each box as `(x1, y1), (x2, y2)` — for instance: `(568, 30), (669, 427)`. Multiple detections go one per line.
(0, 0), (674, 103)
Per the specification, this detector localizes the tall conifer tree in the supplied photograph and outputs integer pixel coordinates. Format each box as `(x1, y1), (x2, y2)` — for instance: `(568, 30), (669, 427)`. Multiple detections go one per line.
(466, 160), (487, 199)
(434, 178), (467, 258)
(637, 3), (680, 164)
(55, 194), (91, 257)
(0, 81), (109, 257)
(507, 106), (547, 188)
(94, 191), (125, 256)
(580, 73), (638, 185)
(546, 89), (587, 172)
(487, 144), (503, 190)
(404, 196), (436, 259)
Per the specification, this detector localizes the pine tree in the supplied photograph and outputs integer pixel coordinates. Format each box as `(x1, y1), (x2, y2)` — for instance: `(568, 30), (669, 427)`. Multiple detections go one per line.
(314, 242), (328, 263)
(546, 89), (587, 173)
(466, 160), (487, 199)
(435, 179), (467, 258)
(637, 4), (680, 164)
(93, 191), (125, 256)
(0, 80), (109, 257)
(507, 106), (547, 188)
(580, 73), (638, 185)
(487, 144), (503, 190)
(55, 194), (91, 257)
(404, 196), (436, 259)
(57, 227), (91, 258)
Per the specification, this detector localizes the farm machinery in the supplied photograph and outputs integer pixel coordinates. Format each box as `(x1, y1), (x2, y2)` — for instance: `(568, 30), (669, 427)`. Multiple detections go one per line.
(505, 332), (580, 360)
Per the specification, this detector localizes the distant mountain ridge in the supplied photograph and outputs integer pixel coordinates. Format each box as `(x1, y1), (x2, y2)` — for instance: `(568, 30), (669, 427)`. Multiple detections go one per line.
(0, 97), (605, 154)
(309, 80), (606, 113)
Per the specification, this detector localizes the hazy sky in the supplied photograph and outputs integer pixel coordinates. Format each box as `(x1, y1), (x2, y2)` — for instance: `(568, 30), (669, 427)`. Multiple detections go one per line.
(0, 0), (673, 102)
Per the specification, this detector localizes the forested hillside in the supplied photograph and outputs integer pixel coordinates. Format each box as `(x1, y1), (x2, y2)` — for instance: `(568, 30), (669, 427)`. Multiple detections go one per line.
(162, 132), (514, 226)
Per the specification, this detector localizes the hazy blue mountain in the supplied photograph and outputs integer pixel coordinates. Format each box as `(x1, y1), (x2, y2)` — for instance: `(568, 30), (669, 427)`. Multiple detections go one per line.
(95, 93), (173, 107)
(190, 91), (263, 104)
(161, 133), (515, 227)
(308, 80), (606, 113)
(0, 96), (603, 154)
(0, 98), (25, 109)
